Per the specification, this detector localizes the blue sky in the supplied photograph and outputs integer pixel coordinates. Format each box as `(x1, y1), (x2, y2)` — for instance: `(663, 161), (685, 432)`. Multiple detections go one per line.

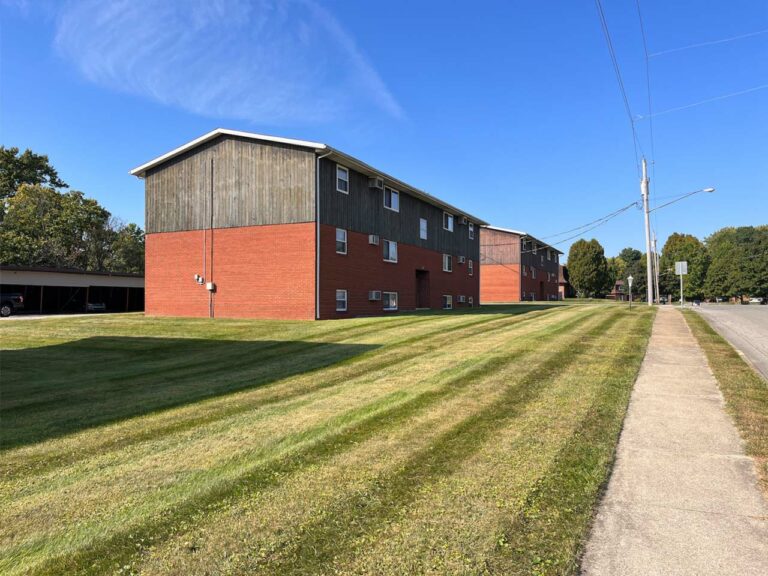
(2, 0), (766, 259)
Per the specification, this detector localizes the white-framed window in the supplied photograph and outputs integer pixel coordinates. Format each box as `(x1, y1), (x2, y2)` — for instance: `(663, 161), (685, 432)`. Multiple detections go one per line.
(336, 165), (349, 194)
(384, 187), (399, 212)
(442, 295), (453, 309)
(555, 254), (559, 264)
(468, 259), (474, 276)
(419, 217), (428, 240)
(335, 228), (347, 254)
(443, 212), (454, 232)
(468, 223), (475, 240)
(547, 249), (552, 261)
(523, 266), (528, 277)
(383, 239), (398, 263)
(532, 243), (538, 255)
(336, 289), (348, 312)
(532, 267), (537, 279)
(530, 292), (536, 301)
(383, 291), (398, 311)
(443, 254), (453, 272)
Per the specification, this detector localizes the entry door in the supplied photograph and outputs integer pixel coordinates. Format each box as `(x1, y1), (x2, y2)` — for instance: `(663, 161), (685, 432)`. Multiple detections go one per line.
(416, 270), (430, 308)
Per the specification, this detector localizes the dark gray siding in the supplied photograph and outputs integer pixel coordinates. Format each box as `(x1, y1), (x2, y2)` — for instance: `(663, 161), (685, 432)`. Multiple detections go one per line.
(318, 159), (479, 260)
(145, 136), (315, 233)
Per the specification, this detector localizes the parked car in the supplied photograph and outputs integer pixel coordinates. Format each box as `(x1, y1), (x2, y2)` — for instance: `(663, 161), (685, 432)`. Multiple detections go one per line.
(715, 297), (726, 303)
(749, 297), (765, 305)
(0, 292), (24, 317)
(659, 297), (668, 304)
(86, 302), (107, 313)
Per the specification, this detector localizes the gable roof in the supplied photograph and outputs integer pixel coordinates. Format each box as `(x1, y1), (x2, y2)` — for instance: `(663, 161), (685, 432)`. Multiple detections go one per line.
(130, 128), (488, 225)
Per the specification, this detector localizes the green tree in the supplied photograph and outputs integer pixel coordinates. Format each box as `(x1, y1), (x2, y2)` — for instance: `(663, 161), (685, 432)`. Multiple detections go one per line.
(618, 247), (642, 265)
(0, 147), (68, 206)
(659, 233), (709, 299)
(108, 222), (145, 273)
(567, 239), (609, 297)
(705, 226), (768, 300)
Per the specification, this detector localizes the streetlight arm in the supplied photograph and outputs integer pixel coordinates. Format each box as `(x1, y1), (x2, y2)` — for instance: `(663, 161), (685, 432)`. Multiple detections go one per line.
(648, 187), (715, 214)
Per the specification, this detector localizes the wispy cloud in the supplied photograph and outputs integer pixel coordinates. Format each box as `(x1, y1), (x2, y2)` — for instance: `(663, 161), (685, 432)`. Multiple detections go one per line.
(54, 0), (402, 124)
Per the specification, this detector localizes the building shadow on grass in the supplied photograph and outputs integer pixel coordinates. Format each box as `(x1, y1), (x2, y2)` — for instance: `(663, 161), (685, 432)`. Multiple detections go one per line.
(1, 337), (376, 449)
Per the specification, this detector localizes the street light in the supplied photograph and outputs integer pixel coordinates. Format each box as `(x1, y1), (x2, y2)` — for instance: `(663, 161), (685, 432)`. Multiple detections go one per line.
(628, 275), (634, 311)
(648, 187), (716, 214)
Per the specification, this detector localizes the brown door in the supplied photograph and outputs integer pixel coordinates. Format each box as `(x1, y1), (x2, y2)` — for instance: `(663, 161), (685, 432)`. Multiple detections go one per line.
(416, 270), (430, 308)
(539, 281), (544, 301)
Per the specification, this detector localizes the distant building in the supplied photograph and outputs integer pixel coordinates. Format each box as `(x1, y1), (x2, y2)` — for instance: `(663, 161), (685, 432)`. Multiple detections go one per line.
(558, 264), (574, 300)
(479, 226), (562, 302)
(131, 129), (487, 320)
(605, 279), (628, 302)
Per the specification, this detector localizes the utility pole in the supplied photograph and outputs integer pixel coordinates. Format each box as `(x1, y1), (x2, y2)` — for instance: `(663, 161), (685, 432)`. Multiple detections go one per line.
(652, 232), (660, 304)
(641, 158), (653, 306)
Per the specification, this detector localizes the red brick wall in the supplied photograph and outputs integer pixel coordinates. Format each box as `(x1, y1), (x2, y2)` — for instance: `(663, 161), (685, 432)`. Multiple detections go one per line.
(319, 225), (479, 319)
(480, 264), (521, 302)
(520, 267), (560, 301)
(145, 223), (315, 320)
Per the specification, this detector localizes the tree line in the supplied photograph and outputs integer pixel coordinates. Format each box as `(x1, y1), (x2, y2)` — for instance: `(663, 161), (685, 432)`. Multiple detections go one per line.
(0, 146), (144, 274)
(566, 226), (767, 301)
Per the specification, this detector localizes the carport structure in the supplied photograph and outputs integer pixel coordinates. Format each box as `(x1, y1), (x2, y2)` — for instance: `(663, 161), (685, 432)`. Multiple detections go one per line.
(0, 266), (144, 314)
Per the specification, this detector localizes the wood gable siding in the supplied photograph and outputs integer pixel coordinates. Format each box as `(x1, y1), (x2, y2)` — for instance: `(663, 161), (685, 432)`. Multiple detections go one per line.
(318, 159), (479, 260)
(480, 228), (521, 265)
(145, 136), (315, 233)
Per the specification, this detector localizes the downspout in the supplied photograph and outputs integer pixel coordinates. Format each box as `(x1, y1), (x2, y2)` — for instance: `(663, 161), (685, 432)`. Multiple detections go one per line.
(315, 149), (332, 320)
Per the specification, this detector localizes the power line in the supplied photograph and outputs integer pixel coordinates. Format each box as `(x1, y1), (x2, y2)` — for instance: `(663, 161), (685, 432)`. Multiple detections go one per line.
(637, 83), (768, 119)
(594, 0), (644, 176)
(650, 27), (768, 58)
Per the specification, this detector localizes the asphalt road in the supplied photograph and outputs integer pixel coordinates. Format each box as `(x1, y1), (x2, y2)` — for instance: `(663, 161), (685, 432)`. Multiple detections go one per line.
(695, 304), (768, 380)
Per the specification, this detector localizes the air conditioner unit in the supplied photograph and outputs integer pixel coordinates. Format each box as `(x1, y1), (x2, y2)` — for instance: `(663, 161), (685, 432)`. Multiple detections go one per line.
(368, 290), (382, 301)
(368, 234), (380, 245)
(369, 177), (384, 190)
(457, 295), (467, 303)
(461, 216), (468, 225)
(458, 256), (466, 264)
(468, 297), (474, 305)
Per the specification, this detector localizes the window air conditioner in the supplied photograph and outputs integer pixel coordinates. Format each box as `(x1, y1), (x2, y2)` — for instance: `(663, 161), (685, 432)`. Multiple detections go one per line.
(461, 216), (468, 225)
(368, 234), (380, 245)
(457, 295), (467, 303)
(369, 177), (384, 190)
(458, 256), (466, 264)
(369, 290), (382, 301)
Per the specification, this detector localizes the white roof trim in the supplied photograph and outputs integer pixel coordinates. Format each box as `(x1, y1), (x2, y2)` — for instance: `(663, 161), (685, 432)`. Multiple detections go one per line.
(484, 225), (528, 236)
(129, 128), (327, 176)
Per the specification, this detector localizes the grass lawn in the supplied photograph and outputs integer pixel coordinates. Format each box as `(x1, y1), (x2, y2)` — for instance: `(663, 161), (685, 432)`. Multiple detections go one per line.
(684, 311), (768, 495)
(1, 303), (654, 576)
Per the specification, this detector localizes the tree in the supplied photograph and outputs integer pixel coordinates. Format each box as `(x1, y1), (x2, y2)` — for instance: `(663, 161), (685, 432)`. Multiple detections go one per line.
(618, 247), (642, 265)
(0, 147), (68, 206)
(659, 233), (709, 299)
(705, 226), (768, 300)
(108, 222), (145, 273)
(567, 239), (609, 297)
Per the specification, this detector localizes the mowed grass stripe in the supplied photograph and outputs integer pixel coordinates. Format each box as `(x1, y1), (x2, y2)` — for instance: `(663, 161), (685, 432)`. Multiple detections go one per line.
(1, 308), (587, 559)
(485, 310), (654, 575)
(2, 306), (563, 475)
(246, 309), (625, 575)
(337, 309), (653, 575)
(4, 308), (600, 572)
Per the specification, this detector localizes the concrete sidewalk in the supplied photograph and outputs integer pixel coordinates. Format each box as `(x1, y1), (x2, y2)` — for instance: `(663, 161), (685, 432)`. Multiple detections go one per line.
(582, 306), (768, 576)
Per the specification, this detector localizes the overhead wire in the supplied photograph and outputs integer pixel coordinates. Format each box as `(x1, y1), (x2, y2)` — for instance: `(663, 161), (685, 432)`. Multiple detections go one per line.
(594, 0), (645, 177)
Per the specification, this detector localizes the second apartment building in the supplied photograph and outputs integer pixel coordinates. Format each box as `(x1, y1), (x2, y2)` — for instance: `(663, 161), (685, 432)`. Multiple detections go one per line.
(131, 129), (486, 320)
(480, 226), (562, 302)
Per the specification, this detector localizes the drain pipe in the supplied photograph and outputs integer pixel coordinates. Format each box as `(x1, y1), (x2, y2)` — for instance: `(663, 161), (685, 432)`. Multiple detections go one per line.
(315, 149), (332, 320)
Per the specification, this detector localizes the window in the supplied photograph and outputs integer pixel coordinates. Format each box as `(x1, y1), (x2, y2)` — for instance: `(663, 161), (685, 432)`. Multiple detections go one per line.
(419, 217), (428, 240)
(442, 295), (453, 309)
(335, 228), (347, 254)
(555, 254), (559, 264)
(532, 243), (538, 255)
(443, 254), (453, 272)
(547, 249), (552, 261)
(383, 291), (398, 311)
(336, 289), (347, 312)
(443, 212), (454, 232)
(523, 266), (527, 277)
(384, 187), (399, 212)
(469, 223), (475, 240)
(532, 267), (537, 279)
(468, 259), (474, 276)
(383, 239), (398, 263)
(336, 165), (349, 194)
